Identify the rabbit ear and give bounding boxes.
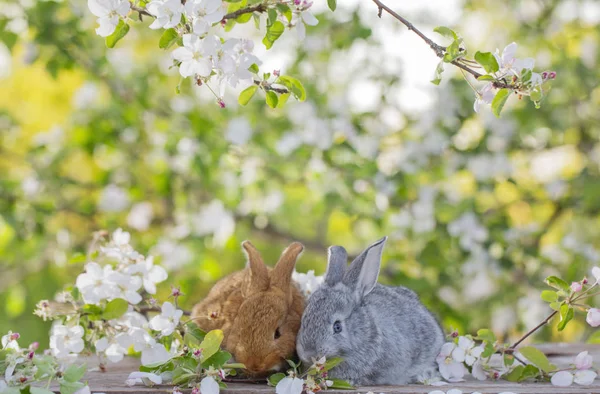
[343,237,387,298]
[325,246,347,285]
[271,242,304,291]
[241,240,269,296]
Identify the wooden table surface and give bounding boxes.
[50,344,600,394]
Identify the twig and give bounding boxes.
[223,3,268,20]
[138,306,191,316]
[131,5,152,18]
[371,0,514,89]
[507,310,558,351]
[253,80,290,94]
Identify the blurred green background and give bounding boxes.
[0,0,599,349]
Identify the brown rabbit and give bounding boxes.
[191,240,305,375]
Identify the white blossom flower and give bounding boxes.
[276,377,304,394]
[87,0,130,37]
[95,335,132,363]
[1,331,20,351]
[471,360,487,381]
[76,262,118,304]
[575,351,593,370]
[216,39,260,90]
[587,308,600,327]
[292,270,323,298]
[98,184,129,212]
[124,256,168,294]
[147,0,183,30]
[149,302,183,336]
[294,2,318,40]
[74,386,91,394]
[108,270,143,304]
[436,342,467,382]
[125,371,163,386]
[493,42,535,76]
[4,351,24,381]
[172,34,217,78]
[200,376,220,394]
[474,83,495,113]
[127,202,154,231]
[574,370,597,385]
[0,380,7,392]
[139,338,171,366]
[451,337,484,366]
[592,266,600,282]
[185,0,226,36]
[49,324,85,359]
[551,371,574,387]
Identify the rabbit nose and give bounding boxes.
[297,343,315,362]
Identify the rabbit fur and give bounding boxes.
[296,237,444,385]
[191,240,305,376]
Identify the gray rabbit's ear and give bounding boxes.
[325,246,347,285]
[343,237,387,298]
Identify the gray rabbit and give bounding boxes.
[296,237,444,385]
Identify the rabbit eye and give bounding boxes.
[274,328,281,339]
[333,320,342,334]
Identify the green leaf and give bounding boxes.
[481,342,495,358]
[540,290,558,303]
[328,379,354,389]
[474,51,499,73]
[268,372,286,386]
[262,21,285,49]
[504,353,515,367]
[491,88,510,117]
[223,362,246,369]
[519,364,541,381]
[63,363,87,382]
[477,75,495,81]
[185,321,206,343]
[105,20,130,48]
[68,253,87,264]
[327,0,337,11]
[238,85,258,106]
[200,329,224,361]
[266,91,278,108]
[545,276,571,292]
[248,63,260,74]
[476,328,496,343]
[518,346,554,373]
[82,304,103,316]
[549,301,561,311]
[276,4,292,22]
[324,356,344,370]
[433,26,457,40]
[102,298,129,320]
[443,39,462,63]
[277,76,306,101]
[276,92,290,108]
[557,304,574,331]
[202,350,232,368]
[59,381,85,394]
[159,28,179,49]
[267,8,277,28]
[431,61,444,85]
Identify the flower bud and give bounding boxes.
[10,332,20,341]
[28,351,35,360]
[193,349,203,358]
[450,330,459,338]
[549,71,557,79]
[273,69,280,77]
[171,285,182,298]
[217,99,226,108]
[191,387,200,394]
[583,277,589,285]
[571,282,583,292]
[29,342,39,351]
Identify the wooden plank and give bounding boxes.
[46,344,600,394]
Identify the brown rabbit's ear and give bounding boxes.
[271,242,304,292]
[241,240,269,297]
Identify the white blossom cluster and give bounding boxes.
[40,229,186,366]
[474,42,556,113]
[292,270,324,298]
[86,0,319,102]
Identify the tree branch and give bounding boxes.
[372,0,515,89]
[223,3,268,20]
[507,310,558,351]
[253,80,290,94]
